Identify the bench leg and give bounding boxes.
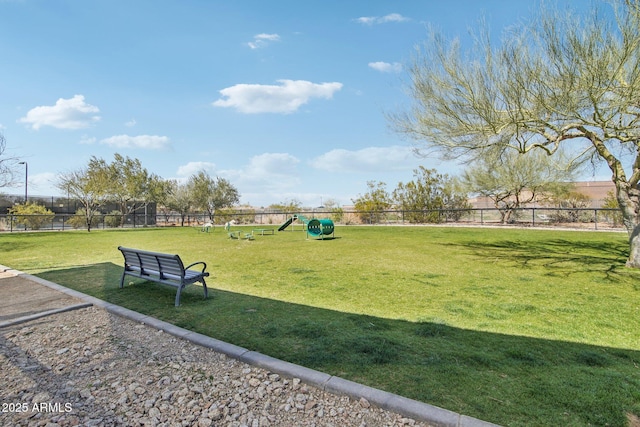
[175,285,183,307]
[119,272,126,288]
[201,278,208,299]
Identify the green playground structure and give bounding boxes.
[306,218,335,239]
[277,217,293,231]
[277,214,335,239]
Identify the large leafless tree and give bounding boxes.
[0,132,21,189]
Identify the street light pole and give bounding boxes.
[18,161,27,203]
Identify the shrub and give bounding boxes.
[353,181,392,224]
[550,191,592,223]
[8,202,55,230]
[601,190,623,227]
[104,210,122,228]
[330,207,344,223]
[67,209,102,229]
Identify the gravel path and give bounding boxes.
[1,306,432,427]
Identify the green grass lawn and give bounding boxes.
[1,225,639,426]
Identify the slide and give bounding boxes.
[277,217,294,231]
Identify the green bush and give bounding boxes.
[602,190,623,227]
[8,202,55,230]
[67,209,102,229]
[104,210,122,228]
[330,207,344,223]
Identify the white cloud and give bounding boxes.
[368,61,403,73]
[29,172,57,193]
[125,119,137,127]
[79,135,97,145]
[220,153,300,190]
[248,152,299,174]
[355,13,409,25]
[222,153,301,191]
[173,153,301,205]
[176,161,216,177]
[8,171,57,196]
[312,146,416,173]
[247,33,281,49]
[100,134,171,150]
[380,13,409,23]
[213,79,343,114]
[355,16,376,25]
[18,95,100,130]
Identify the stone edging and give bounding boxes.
[6,266,501,427]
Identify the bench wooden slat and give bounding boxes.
[117,246,210,306]
[158,256,185,279]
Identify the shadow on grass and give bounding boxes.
[37,262,640,427]
[451,237,636,280]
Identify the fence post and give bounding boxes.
[594,209,598,231]
[532,208,536,227]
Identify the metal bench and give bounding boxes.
[117,246,210,306]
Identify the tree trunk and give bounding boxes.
[618,181,640,267]
[613,176,640,268]
[500,209,512,224]
[627,225,640,268]
[588,130,640,268]
[84,206,92,232]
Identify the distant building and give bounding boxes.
[572,181,615,207]
[468,181,616,209]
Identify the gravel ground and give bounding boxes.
[1,306,433,427]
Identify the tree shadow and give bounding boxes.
[35,262,640,427]
[445,237,637,282]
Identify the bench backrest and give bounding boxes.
[118,246,186,279]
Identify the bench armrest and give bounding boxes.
[184,261,207,272]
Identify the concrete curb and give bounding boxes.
[0,302,93,329]
[8,267,501,427]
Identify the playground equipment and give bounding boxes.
[278,214,303,231]
[306,218,335,239]
[224,221,254,240]
[277,216,295,231]
[278,214,335,239]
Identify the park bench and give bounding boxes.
[117,246,210,306]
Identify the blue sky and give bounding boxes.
[1,0,597,207]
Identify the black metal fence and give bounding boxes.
[0,207,625,232]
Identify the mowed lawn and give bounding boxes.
[1,225,639,426]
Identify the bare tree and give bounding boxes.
[0,132,21,188]
[393,0,640,267]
